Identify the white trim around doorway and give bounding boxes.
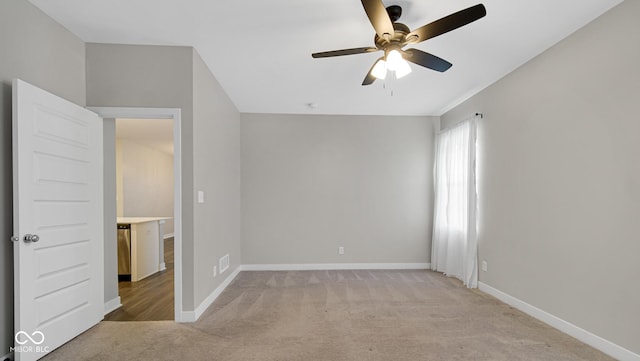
[89,107,185,322]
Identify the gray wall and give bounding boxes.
[0,0,86,354]
[86,43,197,309]
[241,114,436,265]
[86,44,242,312]
[192,51,242,307]
[116,139,174,236]
[103,119,118,307]
[441,1,640,354]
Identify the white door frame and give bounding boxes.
[89,107,184,322]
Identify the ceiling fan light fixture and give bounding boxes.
[385,49,412,79]
[311,2,486,85]
[371,59,387,79]
[394,58,412,79]
[385,49,404,71]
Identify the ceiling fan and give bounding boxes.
[312,1,486,85]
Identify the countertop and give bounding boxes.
[117,217,172,225]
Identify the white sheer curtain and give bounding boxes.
[431,118,478,288]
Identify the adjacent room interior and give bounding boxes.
[1,0,639,360]
[107,118,175,321]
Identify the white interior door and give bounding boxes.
[12,79,104,361]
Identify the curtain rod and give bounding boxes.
[438,112,483,134]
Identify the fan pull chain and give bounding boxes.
[382,81,394,97]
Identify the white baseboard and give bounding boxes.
[163,233,174,240]
[479,282,640,361]
[181,266,242,322]
[1,351,14,361]
[239,263,431,271]
[104,296,122,316]
[159,262,167,271]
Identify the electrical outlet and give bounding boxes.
[213,266,217,277]
[481,260,488,272]
[338,246,344,255]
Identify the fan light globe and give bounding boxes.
[394,59,412,78]
[370,54,412,80]
[371,59,387,79]
[386,50,403,71]
[385,49,412,79]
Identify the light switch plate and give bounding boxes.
[197,191,205,203]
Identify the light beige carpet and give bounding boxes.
[43,270,614,360]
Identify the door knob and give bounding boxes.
[23,234,40,243]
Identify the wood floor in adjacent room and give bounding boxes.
[45,268,613,361]
[104,238,174,321]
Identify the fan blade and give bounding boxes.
[361,0,395,40]
[362,57,383,86]
[312,47,378,58]
[406,4,486,44]
[404,49,452,72]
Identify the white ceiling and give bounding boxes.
[116,118,174,155]
[30,0,621,116]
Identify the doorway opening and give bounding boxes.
[90,107,184,322]
[107,117,175,321]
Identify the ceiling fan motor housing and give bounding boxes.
[374,21,411,49]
